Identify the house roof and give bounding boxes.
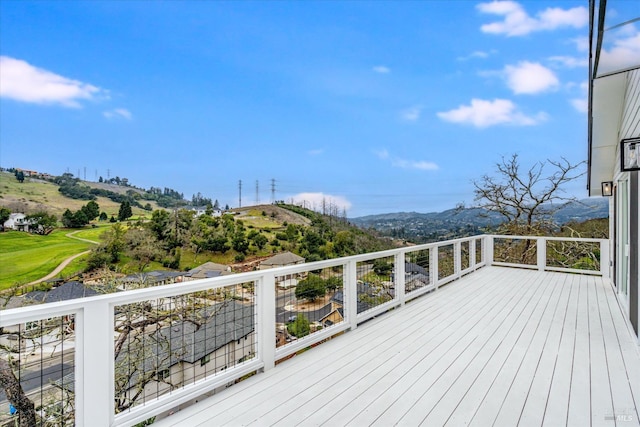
[120,270,183,284]
[187,262,231,278]
[260,251,305,267]
[24,281,100,304]
[405,262,429,276]
[116,300,254,390]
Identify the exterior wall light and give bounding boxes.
[601,181,613,196]
[621,137,640,171]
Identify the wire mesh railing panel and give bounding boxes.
[461,241,470,271]
[546,240,601,271]
[493,237,537,266]
[113,282,257,415]
[404,249,431,294]
[356,256,395,314]
[476,238,483,264]
[275,266,344,348]
[438,244,455,280]
[0,315,76,426]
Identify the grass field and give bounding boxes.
[0,230,93,289]
[0,171,158,218]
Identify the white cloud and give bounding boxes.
[308,148,324,156]
[374,149,390,160]
[0,56,104,107]
[572,36,589,52]
[570,80,588,113]
[437,98,547,128]
[103,108,132,120]
[548,55,588,68]
[375,149,438,171]
[401,105,422,122]
[571,98,588,113]
[372,65,390,74]
[503,61,559,94]
[477,1,588,37]
[599,31,640,74]
[457,50,496,61]
[289,192,352,212]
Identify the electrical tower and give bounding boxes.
[238,180,242,208]
[271,179,276,203]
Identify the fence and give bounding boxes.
[0,234,608,426]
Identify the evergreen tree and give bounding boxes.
[118,201,133,221]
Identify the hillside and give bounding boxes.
[232,204,311,227]
[351,198,609,243]
[0,171,158,217]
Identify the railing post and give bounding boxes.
[77,300,113,426]
[259,272,276,371]
[454,242,461,278]
[600,239,610,278]
[396,252,406,306]
[346,259,358,331]
[537,238,546,271]
[431,246,439,289]
[470,239,476,270]
[485,235,494,266]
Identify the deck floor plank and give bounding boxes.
[414,270,558,426]
[512,273,572,427]
[365,268,546,427]
[154,267,640,427]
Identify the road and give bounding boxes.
[25,230,98,286]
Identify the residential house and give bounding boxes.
[185,262,232,281]
[259,251,305,269]
[115,300,255,411]
[588,3,639,342]
[3,213,32,232]
[0,282,99,353]
[118,270,185,289]
[259,251,305,289]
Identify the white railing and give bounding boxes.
[0,234,608,426]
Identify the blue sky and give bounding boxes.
[1,1,638,217]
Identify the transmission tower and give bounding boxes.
[271,179,276,203]
[238,180,242,208]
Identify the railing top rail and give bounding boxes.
[488,234,607,243]
[0,235,490,324]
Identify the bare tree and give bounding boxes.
[474,154,584,234]
[474,154,584,262]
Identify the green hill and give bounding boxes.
[0,171,157,218]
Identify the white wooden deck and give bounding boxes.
[156,267,640,427]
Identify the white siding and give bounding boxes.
[620,69,640,141]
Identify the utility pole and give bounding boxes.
[271,179,276,204]
[84,166,87,181]
[238,180,242,208]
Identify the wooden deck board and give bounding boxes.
[155,267,640,427]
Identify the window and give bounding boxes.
[157,368,170,380]
[200,354,210,367]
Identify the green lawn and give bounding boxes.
[0,230,92,289]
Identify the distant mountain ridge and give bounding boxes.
[350,199,609,242]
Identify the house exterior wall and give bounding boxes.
[608,68,640,339]
[120,332,255,409]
